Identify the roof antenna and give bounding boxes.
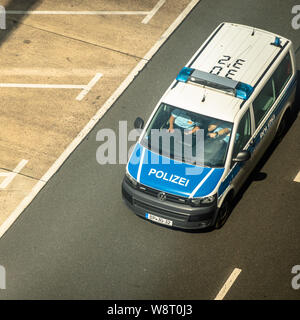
[202,88,206,102]
[251,28,255,36]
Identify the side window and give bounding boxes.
[232,109,251,161]
[252,77,276,126]
[273,52,292,98]
[252,52,292,127]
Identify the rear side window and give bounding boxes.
[252,52,293,127]
[273,52,293,98]
[252,77,276,126]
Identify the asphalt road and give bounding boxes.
[0,0,300,300]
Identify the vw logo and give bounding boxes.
[157,192,167,201]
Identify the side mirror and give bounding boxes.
[232,150,251,163]
[134,117,144,129]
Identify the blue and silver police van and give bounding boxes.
[122,22,298,230]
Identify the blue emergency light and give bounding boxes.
[272,36,282,48]
[235,82,254,100]
[176,67,195,82]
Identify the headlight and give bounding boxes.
[125,171,138,187]
[190,194,216,206]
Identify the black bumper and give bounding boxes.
[122,177,218,230]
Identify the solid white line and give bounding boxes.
[214,268,242,300]
[142,0,166,24]
[0,83,85,89]
[0,73,103,100]
[0,159,29,189]
[76,73,103,101]
[0,0,200,238]
[6,10,149,15]
[294,171,300,182]
[189,168,214,198]
[0,68,99,77]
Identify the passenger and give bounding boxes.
[167,109,200,135]
[207,122,231,143]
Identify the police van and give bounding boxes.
[122,22,298,230]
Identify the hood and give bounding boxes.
[127,143,224,198]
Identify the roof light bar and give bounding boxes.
[176,67,254,100]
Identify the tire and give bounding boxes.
[215,198,232,229]
[275,110,290,142]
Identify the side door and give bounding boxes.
[228,108,254,193]
[250,52,293,162]
[251,76,277,162]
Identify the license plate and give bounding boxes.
[145,213,173,226]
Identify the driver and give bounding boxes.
[207,122,231,143]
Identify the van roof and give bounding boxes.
[163,22,291,122]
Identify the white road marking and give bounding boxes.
[214,268,242,300]
[7,10,149,15]
[0,72,102,101]
[142,0,166,24]
[0,83,85,89]
[0,68,100,76]
[0,0,200,238]
[294,171,300,182]
[6,0,166,24]
[0,159,28,189]
[76,73,102,101]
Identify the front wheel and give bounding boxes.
[215,198,232,229]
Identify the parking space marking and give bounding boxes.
[0,160,29,189]
[294,171,300,182]
[142,0,166,24]
[76,73,103,101]
[7,10,149,15]
[0,0,200,238]
[214,268,242,300]
[0,68,98,76]
[0,72,103,100]
[6,0,166,24]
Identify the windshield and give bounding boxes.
[140,103,233,167]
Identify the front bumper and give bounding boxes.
[122,177,218,230]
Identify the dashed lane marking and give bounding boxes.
[214,268,242,300]
[294,171,300,183]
